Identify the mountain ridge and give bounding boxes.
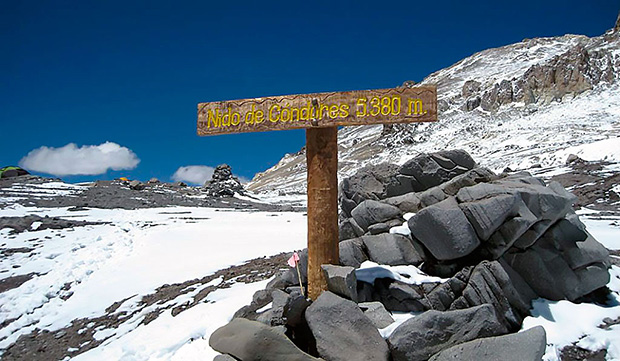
[247,24,619,195]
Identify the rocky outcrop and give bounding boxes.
[203,164,245,197]
[469,42,618,112]
[212,150,612,361]
[339,149,476,219]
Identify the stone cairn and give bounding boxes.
[204,164,246,197]
[210,150,611,361]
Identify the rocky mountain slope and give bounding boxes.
[247,22,620,195]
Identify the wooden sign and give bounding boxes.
[197,86,437,136]
[197,85,438,300]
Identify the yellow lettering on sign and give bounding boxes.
[255,109,264,123]
[206,109,221,128]
[300,101,311,121]
[407,99,425,115]
[340,104,350,118]
[281,106,291,122]
[269,104,280,122]
[245,105,256,124]
[329,105,339,119]
[318,104,329,120]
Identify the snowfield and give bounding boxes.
[0,203,307,359]
[1,194,620,360]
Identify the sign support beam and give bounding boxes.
[306,126,339,300]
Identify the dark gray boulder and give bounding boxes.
[368,222,391,235]
[209,318,321,361]
[374,279,429,312]
[321,265,358,302]
[213,354,238,361]
[361,233,424,266]
[459,194,520,241]
[306,291,389,361]
[448,261,531,330]
[339,218,365,241]
[429,326,547,361]
[435,149,477,170]
[383,192,422,213]
[129,180,145,190]
[503,215,610,301]
[339,163,400,206]
[385,174,417,197]
[440,167,496,196]
[339,238,368,268]
[398,151,475,192]
[256,289,290,326]
[351,200,402,231]
[359,302,395,329]
[417,186,449,208]
[408,197,480,261]
[387,304,506,361]
[399,154,448,190]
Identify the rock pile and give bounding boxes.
[210,150,611,361]
[203,164,246,197]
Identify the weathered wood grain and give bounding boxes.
[197,86,437,135]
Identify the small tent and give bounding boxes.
[0,166,29,179]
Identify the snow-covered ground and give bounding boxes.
[2,195,620,360]
[0,203,307,360]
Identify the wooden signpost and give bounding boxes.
[197,85,437,300]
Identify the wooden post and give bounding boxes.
[197,86,437,299]
[306,126,339,300]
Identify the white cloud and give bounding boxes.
[172,165,215,185]
[19,142,140,176]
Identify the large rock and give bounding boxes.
[503,216,610,301]
[429,326,546,361]
[361,233,424,266]
[209,318,320,361]
[256,289,290,326]
[372,278,429,312]
[306,291,389,361]
[351,200,402,231]
[459,194,520,241]
[322,265,358,302]
[440,167,496,196]
[387,304,506,361]
[359,302,395,329]
[339,218,364,241]
[204,164,245,197]
[339,163,400,207]
[383,192,422,213]
[398,151,475,192]
[448,261,531,331]
[408,197,480,261]
[339,238,368,268]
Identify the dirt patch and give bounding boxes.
[561,344,607,360]
[0,273,37,293]
[550,160,620,214]
[0,215,108,235]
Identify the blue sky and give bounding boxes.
[1,1,617,184]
